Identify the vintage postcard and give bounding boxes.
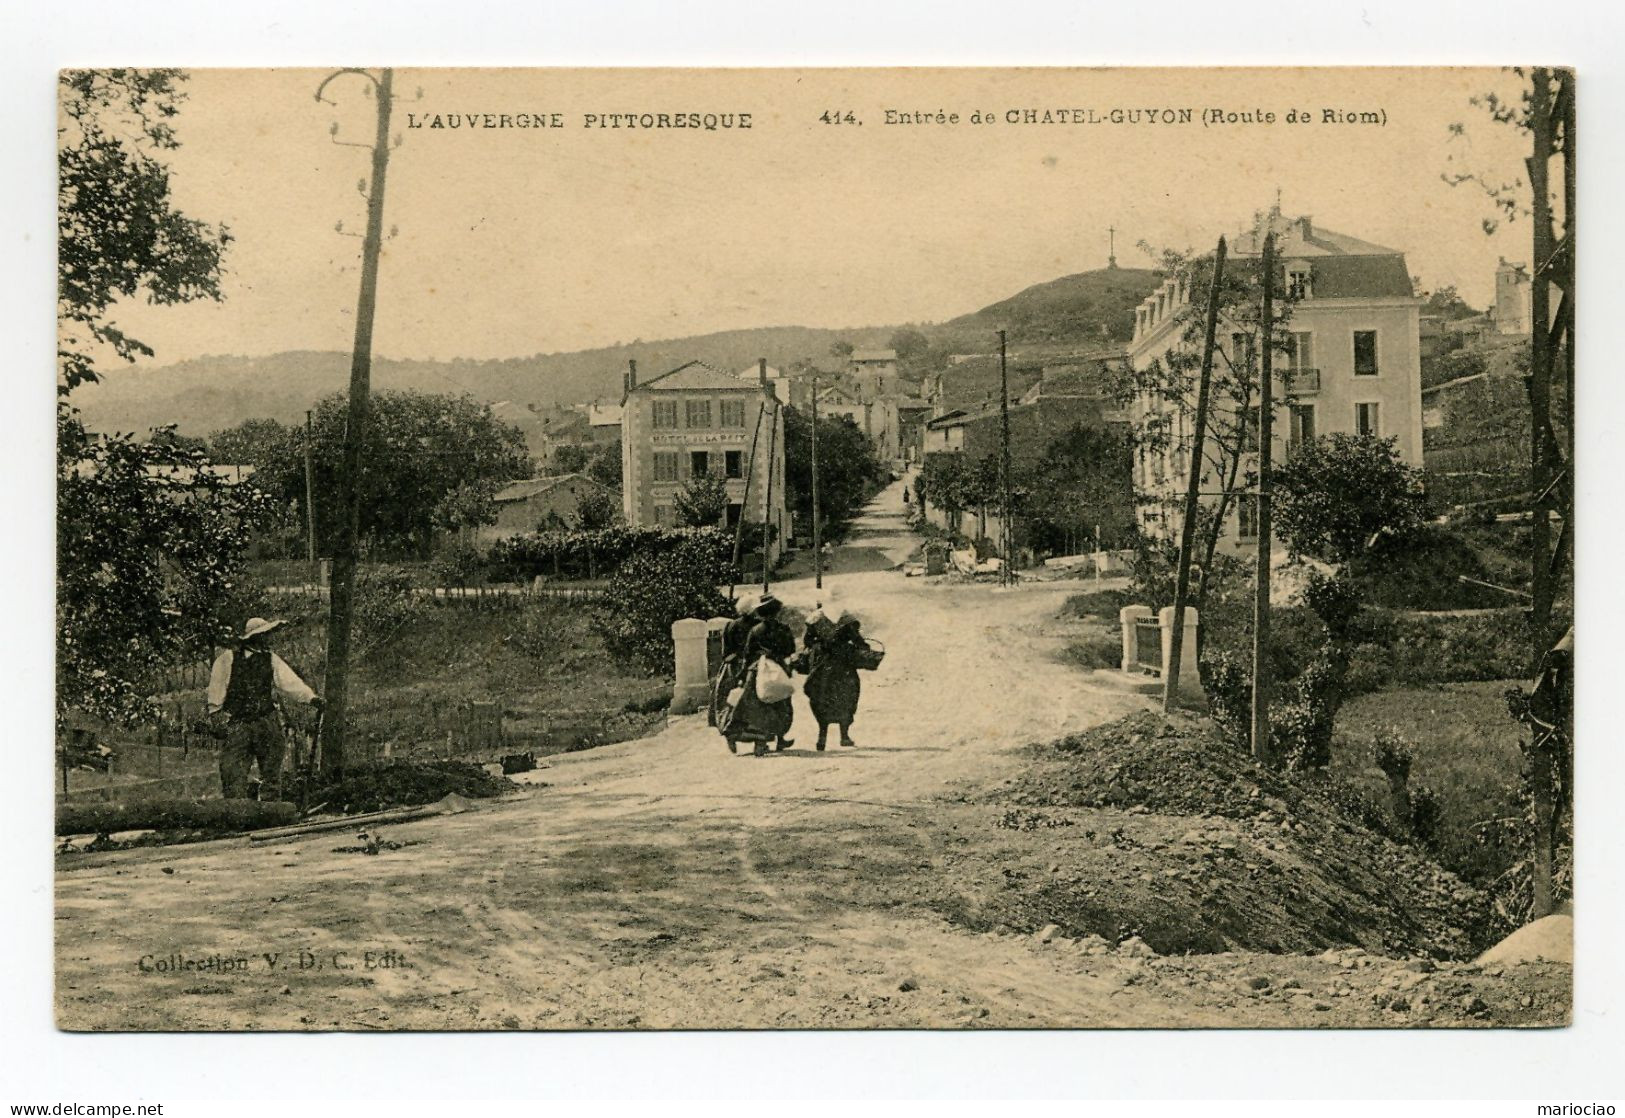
[55,66,1573,1031]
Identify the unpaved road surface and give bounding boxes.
[56,480,1569,1029]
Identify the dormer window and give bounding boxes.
[1287,266,1312,300]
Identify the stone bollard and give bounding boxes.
[670,618,711,714]
[1120,605,1153,673]
[1158,605,1201,698]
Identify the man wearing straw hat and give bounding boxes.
[206,617,322,800]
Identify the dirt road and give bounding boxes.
[55,479,1568,1029]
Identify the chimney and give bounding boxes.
[758,357,768,386]
[1297,215,1313,240]
[625,359,637,394]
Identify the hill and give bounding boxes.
[70,268,1164,438]
[932,266,1161,354]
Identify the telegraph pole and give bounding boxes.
[317,67,395,777]
[303,409,318,583]
[1164,237,1227,712]
[811,373,823,591]
[762,400,779,596]
[1250,232,1276,764]
[998,329,1014,587]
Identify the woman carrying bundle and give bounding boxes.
[802,610,867,750]
[719,594,796,757]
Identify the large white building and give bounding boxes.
[1128,211,1424,555]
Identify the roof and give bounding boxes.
[636,360,761,392]
[586,402,622,426]
[736,364,784,381]
[925,409,968,429]
[1231,212,1401,258]
[493,473,607,503]
[1230,212,1413,299]
[850,349,898,363]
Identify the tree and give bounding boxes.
[888,327,930,361]
[56,69,257,728]
[1419,282,1480,321]
[58,69,231,394]
[1023,424,1136,554]
[431,478,500,541]
[1107,242,1301,616]
[574,487,620,530]
[783,407,888,540]
[828,339,854,361]
[673,474,729,528]
[1271,433,1427,564]
[58,419,275,726]
[224,391,531,558]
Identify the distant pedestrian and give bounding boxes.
[206,617,321,800]
[722,594,797,756]
[803,610,866,749]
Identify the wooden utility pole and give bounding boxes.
[1527,68,1554,643]
[318,67,395,777]
[998,329,1014,587]
[1164,237,1227,712]
[811,373,823,591]
[1249,232,1276,764]
[303,409,318,581]
[762,399,779,596]
[731,395,767,580]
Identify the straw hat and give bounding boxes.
[240,617,286,641]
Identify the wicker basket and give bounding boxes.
[853,639,886,671]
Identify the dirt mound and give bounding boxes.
[939,712,1494,960]
[1478,915,1572,966]
[305,761,511,816]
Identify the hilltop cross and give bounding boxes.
[1107,225,1118,269]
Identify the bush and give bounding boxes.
[1272,433,1427,563]
[431,540,486,587]
[503,600,576,664]
[1061,588,1131,621]
[1062,633,1123,670]
[57,798,298,837]
[354,564,428,643]
[1345,524,1508,611]
[487,525,731,583]
[596,535,737,673]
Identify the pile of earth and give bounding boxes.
[926,711,1495,960]
[300,760,512,816]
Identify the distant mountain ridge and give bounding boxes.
[71,268,1164,437]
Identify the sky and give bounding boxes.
[104,67,1532,365]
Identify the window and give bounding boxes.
[1241,411,1260,453]
[1230,331,1254,371]
[1289,331,1314,372]
[1288,404,1316,456]
[1288,268,1312,300]
[1236,494,1259,540]
[685,399,712,428]
[1353,330,1379,376]
[653,504,675,528]
[724,450,744,479]
[652,400,678,429]
[720,399,746,428]
[725,502,744,528]
[1355,402,1380,438]
[653,452,679,482]
[690,451,711,478]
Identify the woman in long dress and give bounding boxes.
[711,594,757,750]
[721,594,797,757]
[803,611,865,750]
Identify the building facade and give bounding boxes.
[1128,212,1424,555]
[480,473,615,543]
[620,359,788,561]
[1494,257,1533,335]
[848,348,900,399]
